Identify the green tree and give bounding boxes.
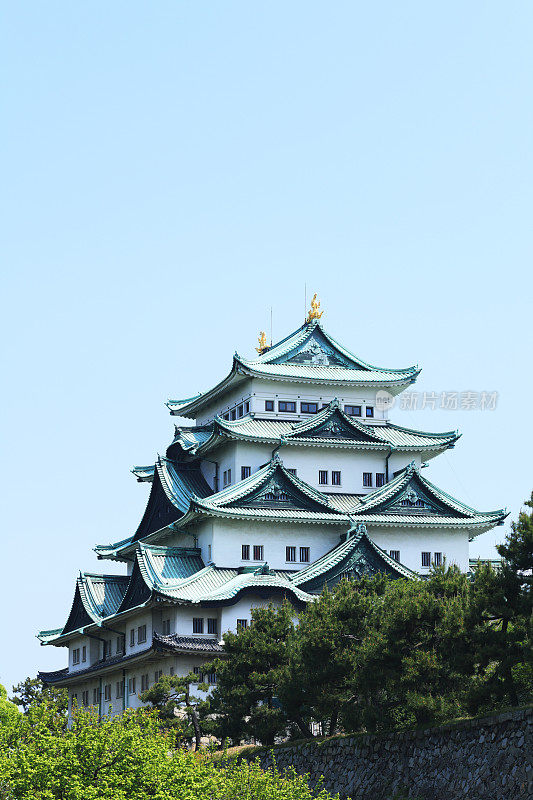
[11,676,67,715]
[468,492,533,710]
[0,701,336,800]
[281,575,387,736]
[0,684,18,726]
[139,673,208,750]
[206,602,297,745]
[350,566,472,732]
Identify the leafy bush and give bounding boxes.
[0,702,339,800]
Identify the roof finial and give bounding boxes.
[306,293,323,323]
[256,331,267,354]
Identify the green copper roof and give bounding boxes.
[348,462,507,534]
[167,321,419,418]
[183,399,459,454]
[177,454,349,526]
[291,523,417,592]
[131,465,155,482]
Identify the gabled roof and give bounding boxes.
[348,462,508,535]
[167,320,420,418]
[39,573,130,642]
[165,401,459,459]
[178,454,349,526]
[127,457,213,546]
[291,523,417,592]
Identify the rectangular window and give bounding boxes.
[208,544,212,561]
[207,618,218,635]
[376,473,385,487]
[137,625,147,644]
[206,672,217,685]
[278,401,296,412]
[244,401,250,414]
[82,645,87,663]
[104,684,111,702]
[241,466,251,480]
[286,468,297,476]
[286,546,297,562]
[363,472,373,487]
[230,409,237,420]
[421,551,431,567]
[390,550,400,563]
[103,640,111,659]
[332,470,341,486]
[128,677,136,695]
[344,405,361,417]
[116,681,124,698]
[93,688,100,704]
[253,545,264,560]
[300,546,310,563]
[237,404,244,418]
[241,544,250,560]
[193,617,204,634]
[223,413,229,420]
[155,669,163,682]
[82,690,89,706]
[236,619,248,631]
[227,468,231,485]
[162,619,171,635]
[434,552,443,567]
[265,400,274,411]
[141,674,149,692]
[366,406,374,418]
[193,666,203,682]
[300,402,318,414]
[116,636,124,655]
[130,629,135,647]
[72,648,80,665]
[319,470,328,485]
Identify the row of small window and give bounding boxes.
[387,550,443,567]
[241,544,310,563]
[222,400,250,421]
[192,617,219,634]
[363,472,386,488]
[264,400,374,417]
[193,666,217,683]
[77,670,176,706]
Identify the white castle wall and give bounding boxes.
[368,526,470,573]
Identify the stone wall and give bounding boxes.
[239,706,532,799]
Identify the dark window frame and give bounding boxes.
[319,470,328,485]
[421,551,431,567]
[390,550,401,563]
[265,400,274,412]
[253,544,264,561]
[344,404,362,417]
[332,470,341,486]
[192,617,204,634]
[207,618,218,635]
[300,546,310,563]
[376,472,386,487]
[286,546,297,562]
[278,400,296,412]
[242,544,250,560]
[241,466,251,480]
[300,401,318,414]
[366,406,374,418]
[363,472,373,487]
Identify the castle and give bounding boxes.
[39,302,506,720]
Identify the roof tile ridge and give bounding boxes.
[386,421,461,439]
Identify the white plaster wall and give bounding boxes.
[368,526,470,573]
[200,442,422,498]
[221,594,284,634]
[194,377,393,426]
[200,517,345,570]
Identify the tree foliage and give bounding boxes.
[11,676,67,716]
[0,701,336,800]
[139,673,209,750]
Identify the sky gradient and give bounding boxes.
[1,2,532,693]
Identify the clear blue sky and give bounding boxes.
[1,2,532,693]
